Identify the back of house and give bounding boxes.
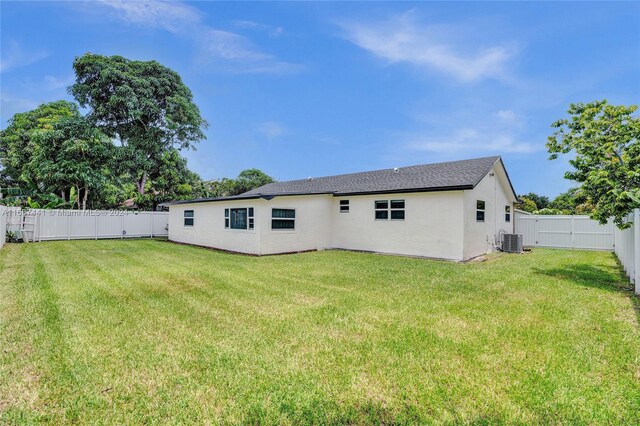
[168,156,517,261]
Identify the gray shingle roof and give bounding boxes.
[244,156,501,197]
[172,156,509,205]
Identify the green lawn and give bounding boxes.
[1,240,639,424]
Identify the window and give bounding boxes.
[184,210,194,227]
[390,200,405,220]
[375,200,388,220]
[375,199,405,221]
[505,205,511,223]
[272,208,295,230]
[340,200,349,213]
[476,200,485,222]
[226,208,254,230]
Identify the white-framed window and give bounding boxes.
[340,200,349,213]
[375,199,405,221]
[476,200,485,222]
[184,210,194,227]
[505,205,511,223]
[225,207,254,230]
[272,208,295,230]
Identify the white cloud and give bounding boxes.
[258,121,288,139]
[496,109,517,122]
[200,29,271,62]
[402,108,537,155]
[338,12,515,82]
[93,0,300,74]
[0,40,49,73]
[43,75,75,91]
[406,129,536,154]
[95,0,200,33]
[195,29,301,74]
[233,20,285,38]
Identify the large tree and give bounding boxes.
[231,168,275,195]
[547,100,639,228]
[516,196,538,213]
[203,169,275,197]
[135,148,209,210]
[69,53,207,196]
[27,115,115,209]
[549,188,594,215]
[0,100,78,185]
[0,101,113,208]
[518,192,549,210]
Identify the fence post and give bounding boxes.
[121,213,125,239]
[67,211,71,241]
[570,216,575,248]
[95,211,98,240]
[634,209,639,294]
[151,212,154,239]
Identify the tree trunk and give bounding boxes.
[136,171,147,195]
[82,188,89,211]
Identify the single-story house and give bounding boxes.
[168,156,517,261]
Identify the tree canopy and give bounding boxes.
[1,54,274,211]
[0,100,79,185]
[231,168,275,195]
[0,101,113,209]
[134,148,209,210]
[516,197,538,213]
[203,169,276,198]
[27,115,115,210]
[547,100,639,228]
[548,188,594,215]
[70,53,208,196]
[519,192,549,210]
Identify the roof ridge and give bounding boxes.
[254,155,501,187]
[172,155,511,205]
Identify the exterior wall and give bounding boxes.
[168,195,334,255]
[463,164,516,259]
[168,163,516,262]
[331,191,465,260]
[259,195,333,255]
[169,201,262,254]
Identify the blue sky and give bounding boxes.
[1,1,638,197]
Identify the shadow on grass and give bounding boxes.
[533,263,624,292]
[533,254,640,325]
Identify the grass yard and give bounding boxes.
[1,240,639,424]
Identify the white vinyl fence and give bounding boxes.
[2,209,168,243]
[0,206,6,249]
[613,209,639,292]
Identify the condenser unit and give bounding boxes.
[502,234,523,253]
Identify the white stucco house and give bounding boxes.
[168,156,518,261]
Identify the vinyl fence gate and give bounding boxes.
[515,215,614,251]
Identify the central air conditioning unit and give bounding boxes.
[502,233,523,253]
